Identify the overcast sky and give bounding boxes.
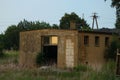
[0,0,116,33]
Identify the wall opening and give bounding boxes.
[105,37,109,47]
[84,35,89,46]
[95,36,100,46]
[41,36,58,66]
[43,45,57,65]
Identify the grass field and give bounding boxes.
[0,51,120,80]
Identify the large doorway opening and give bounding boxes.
[41,36,58,66]
[43,45,57,65]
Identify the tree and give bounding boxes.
[51,24,59,29]
[4,20,52,50]
[4,25,21,50]
[104,35,120,61]
[111,0,120,29]
[0,34,4,56]
[17,19,31,31]
[17,19,51,31]
[60,12,90,30]
[105,0,120,28]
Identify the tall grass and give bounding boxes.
[82,61,120,80]
[0,50,18,64]
[0,51,120,80]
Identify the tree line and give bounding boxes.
[0,12,90,53]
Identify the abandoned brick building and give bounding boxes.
[19,22,115,70]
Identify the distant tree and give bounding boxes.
[4,25,20,50]
[17,19,51,30]
[105,0,120,28]
[0,34,4,56]
[51,24,59,29]
[4,20,52,50]
[17,19,31,31]
[29,21,51,30]
[60,12,90,30]
[37,21,51,29]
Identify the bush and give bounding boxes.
[36,52,46,66]
[104,35,120,61]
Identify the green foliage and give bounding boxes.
[115,18,120,29]
[104,41,117,60]
[60,12,90,30]
[0,50,18,64]
[0,34,4,57]
[81,61,119,80]
[104,35,120,61]
[36,52,46,65]
[4,25,20,50]
[105,0,120,28]
[74,64,89,72]
[112,0,120,29]
[111,0,120,8]
[81,26,92,31]
[2,17,89,50]
[110,0,120,29]
[0,53,120,80]
[0,45,4,57]
[51,24,59,29]
[3,19,55,50]
[17,19,51,31]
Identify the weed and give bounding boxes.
[0,51,120,80]
[36,52,46,66]
[74,64,90,72]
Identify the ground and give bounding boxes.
[0,51,119,80]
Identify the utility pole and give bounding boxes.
[91,13,99,29]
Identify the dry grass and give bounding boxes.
[0,51,119,80]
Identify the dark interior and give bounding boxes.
[43,45,57,65]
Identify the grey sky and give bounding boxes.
[0,0,115,33]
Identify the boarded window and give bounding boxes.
[105,37,109,47]
[95,36,99,46]
[50,36,58,45]
[84,36,89,46]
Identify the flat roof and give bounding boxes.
[78,30,114,35]
[20,29,118,35]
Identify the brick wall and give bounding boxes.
[19,29,78,68]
